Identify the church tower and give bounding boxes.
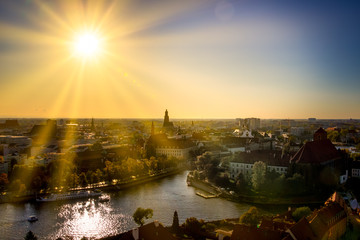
[163,109,170,127]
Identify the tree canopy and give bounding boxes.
[292,206,312,222]
[239,207,261,227]
[24,231,37,240]
[133,207,153,226]
[251,161,267,190]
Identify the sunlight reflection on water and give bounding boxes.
[52,199,132,239]
[1,172,273,240]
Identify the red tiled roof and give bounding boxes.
[308,203,346,239]
[290,139,341,164]
[230,224,284,240]
[101,221,177,240]
[287,217,316,240]
[138,221,177,240]
[260,218,295,231]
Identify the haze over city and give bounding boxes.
[1,0,359,119]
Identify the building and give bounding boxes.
[0,120,20,129]
[286,202,347,240]
[290,127,347,183]
[102,221,177,240]
[162,109,174,128]
[236,118,260,130]
[229,151,290,179]
[29,119,58,144]
[146,133,196,160]
[230,224,286,240]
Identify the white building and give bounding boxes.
[156,145,195,160]
[229,151,289,179]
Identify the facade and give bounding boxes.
[236,118,260,130]
[146,133,196,160]
[156,145,194,159]
[229,151,290,179]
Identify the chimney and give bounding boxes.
[132,228,139,240]
[154,220,159,227]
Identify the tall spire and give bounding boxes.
[151,121,155,135]
[91,118,95,131]
[163,109,170,127]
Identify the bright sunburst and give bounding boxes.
[73,32,101,59]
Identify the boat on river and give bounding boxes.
[98,195,110,202]
[27,216,38,222]
[36,190,102,202]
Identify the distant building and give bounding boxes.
[308,118,317,122]
[237,118,260,130]
[29,119,57,144]
[0,120,20,129]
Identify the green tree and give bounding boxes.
[292,206,312,222]
[69,173,79,188]
[183,217,205,237]
[327,130,340,142]
[24,231,37,240]
[239,207,261,227]
[251,161,267,190]
[132,207,153,226]
[95,169,103,182]
[172,210,179,231]
[79,172,88,187]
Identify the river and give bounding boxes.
[0,171,282,240]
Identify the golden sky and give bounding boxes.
[0,0,359,119]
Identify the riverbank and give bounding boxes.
[187,174,325,206]
[0,167,186,204]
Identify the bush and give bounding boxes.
[292,206,312,222]
[239,207,260,226]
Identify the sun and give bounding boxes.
[73,31,102,59]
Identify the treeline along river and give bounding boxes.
[0,171,285,240]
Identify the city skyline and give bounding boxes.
[1,0,360,119]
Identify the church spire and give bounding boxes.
[151,121,155,135]
[163,109,170,127]
[91,117,95,131]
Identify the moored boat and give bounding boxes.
[98,195,110,202]
[27,216,38,222]
[36,190,101,202]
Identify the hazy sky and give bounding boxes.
[0,0,359,119]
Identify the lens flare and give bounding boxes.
[73,32,101,58]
